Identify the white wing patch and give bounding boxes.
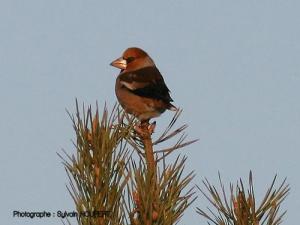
[120,81,136,90]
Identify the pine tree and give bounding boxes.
[59,100,289,225]
[59,101,196,225]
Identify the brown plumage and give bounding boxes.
[111,47,176,122]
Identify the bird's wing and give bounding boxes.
[119,67,173,102]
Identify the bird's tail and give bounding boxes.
[168,103,178,111]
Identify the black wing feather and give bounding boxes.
[119,67,173,102]
[131,80,173,102]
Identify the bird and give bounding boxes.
[110,47,176,124]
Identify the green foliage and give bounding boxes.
[59,102,132,225]
[122,109,197,225]
[124,156,196,225]
[60,101,290,225]
[196,172,290,225]
[60,102,196,225]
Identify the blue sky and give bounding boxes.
[0,1,299,224]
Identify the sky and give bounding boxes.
[0,1,299,224]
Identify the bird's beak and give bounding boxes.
[110,57,127,70]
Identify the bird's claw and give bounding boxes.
[134,121,156,136]
[148,121,156,134]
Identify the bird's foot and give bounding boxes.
[134,120,155,137]
[148,121,156,134]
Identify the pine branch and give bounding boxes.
[196,171,290,225]
[124,109,197,225]
[126,155,197,225]
[58,101,133,225]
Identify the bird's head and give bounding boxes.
[110,47,155,72]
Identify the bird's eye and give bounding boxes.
[125,57,135,63]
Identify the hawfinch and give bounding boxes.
[111,47,176,122]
